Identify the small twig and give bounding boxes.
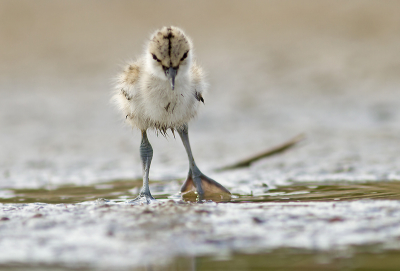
[215,133,305,172]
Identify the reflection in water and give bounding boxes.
[1,180,400,204]
[233,182,400,202]
[0,179,142,204]
[181,190,231,203]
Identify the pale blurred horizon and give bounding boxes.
[2,1,400,85]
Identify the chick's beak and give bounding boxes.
[165,67,177,90]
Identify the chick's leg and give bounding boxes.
[128,130,156,204]
[178,124,230,201]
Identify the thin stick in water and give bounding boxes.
[215,134,305,172]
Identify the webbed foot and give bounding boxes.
[181,170,231,202]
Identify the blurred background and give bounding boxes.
[1,0,400,191]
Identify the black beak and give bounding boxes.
[165,67,177,90]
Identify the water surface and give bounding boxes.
[2,180,400,204]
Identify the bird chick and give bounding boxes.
[113,26,230,203]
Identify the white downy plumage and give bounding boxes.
[113,26,206,134]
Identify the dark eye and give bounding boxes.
[152,54,161,62]
[180,51,188,61]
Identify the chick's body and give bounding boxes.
[114,26,206,133]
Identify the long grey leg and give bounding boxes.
[129,130,155,204]
[178,124,205,198]
[178,124,231,201]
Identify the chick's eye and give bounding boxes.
[152,54,161,62]
[180,51,188,61]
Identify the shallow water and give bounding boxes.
[2,180,400,204]
[2,180,400,270]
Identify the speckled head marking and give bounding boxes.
[149,26,191,68]
[147,26,192,89]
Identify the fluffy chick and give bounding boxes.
[113,26,230,203]
[113,26,205,134]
